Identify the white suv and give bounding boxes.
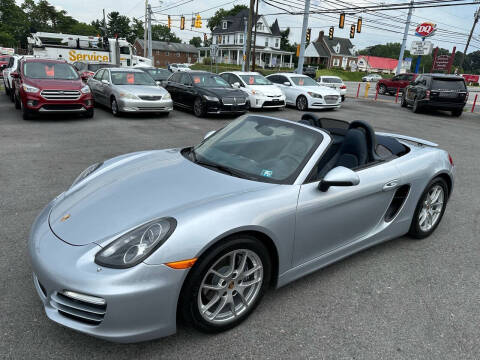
[220,71,286,109]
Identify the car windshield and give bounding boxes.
[322,77,342,84]
[111,71,156,86]
[191,115,322,183]
[87,63,115,72]
[432,79,466,91]
[24,62,79,80]
[177,64,187,68]
[290,76,318,86]
[145,68,171,80]
[240,74,272,85]
[192,74,230,88]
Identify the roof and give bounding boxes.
[321,36,356,56]
[269,73,308,77]
[107,67,145,72]
[223,71,263,75]
[23,58,68,63]
[135,39,198,53]
[359,55,398,71]
[313,42,330,57]
[212,9,281,36]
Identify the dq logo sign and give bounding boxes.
[415,22,436,38]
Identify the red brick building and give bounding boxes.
[134,39,198,67]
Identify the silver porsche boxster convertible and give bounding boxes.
[29,114,455,342]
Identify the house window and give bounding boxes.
[256,22,263,31]
[275,38,279,48]
[165,51,169,56]
[176,52,180,57]
[265,38,269,47]
[222,21,227,29]
[239,33,244,44]
[333,58,340,67]
[227,35,230,44]
[349,60,355,66]
[216,36,220,44]
[222,36,226,44]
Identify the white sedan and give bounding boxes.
[266,73,341,111]
[317,76,347,102]
[220,71,286,109]
[362,74,382,82]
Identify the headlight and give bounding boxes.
[95,217,177,268]
[251,90,264,96]
[80,85,91,94]
[119,92,139,100]
[163,92,171,100]
[307,92,323,98]
[23,84,39,93]
[203,95,219,101]
[71,162,103,188]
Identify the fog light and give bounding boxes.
[27,100,38,107]
[85,99,93,106]
[62,290,106,305]
[256,99,260,105]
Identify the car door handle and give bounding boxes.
[383,180,399,191]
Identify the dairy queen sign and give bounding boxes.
[415,22,436,38]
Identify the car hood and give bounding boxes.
[114,84,167,96]
[247,85,283,96]
[301,85,339,95]
[200,87,246,99]
[49,149,271,246]
[25,78,83,90]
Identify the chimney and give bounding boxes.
[319,31,324,41]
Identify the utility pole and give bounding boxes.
[296,0,311,74]
[147,3,153,61]
[251,0,259,71]
[245,0,255,71]
[396,0,413,75]
[458,8,479,68]
[144,0,148,57]
[242,17,247,71]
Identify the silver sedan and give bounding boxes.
[87,67,173,116]
[29,113,454,343]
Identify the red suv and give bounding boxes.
[377,73,418,96]
[12,58,94,119]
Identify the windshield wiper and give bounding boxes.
[189,148,254,180]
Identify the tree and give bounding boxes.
[189,36,202,48]
[151,24,181,43]
[207,5,248,31]
[130,17,144,43]
[107,11,131,39]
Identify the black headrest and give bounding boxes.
[300,113,322,128]
[336,128,368,169]
[348,120,381,162]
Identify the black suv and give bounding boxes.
[303,66,317,78]
[401,74,468,117]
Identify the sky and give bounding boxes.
[16,0,480,53]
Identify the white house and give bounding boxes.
[198,9,294,68]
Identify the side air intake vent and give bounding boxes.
[384,185,410,222]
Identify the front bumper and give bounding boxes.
[205,100,248,114]
[248,94,286,109]
[22,92,94,113]
[28,200,186,343]
[419,100,466,110]
[118,98,173,113]
[307,96,342,109]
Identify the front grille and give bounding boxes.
[263,100,285,107]
[50,292,106,326]
[41,104,84,110]
[137,106,167,111]
[41,90,81,100]
[222,97,246,105]
[324,95,339,104]
[138,95,163,101]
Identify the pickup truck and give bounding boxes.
[377,73,417,95]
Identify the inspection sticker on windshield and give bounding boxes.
[261,169,273,177]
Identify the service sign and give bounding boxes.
[410,41,433,55]
[415,22,436,38]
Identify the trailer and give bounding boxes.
[27,32,152,67]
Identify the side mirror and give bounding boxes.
[232,82,241,88]
[11,71,19,78]
[101,79,109,85]
[204,130,216,140]
[283,81,291,86]
[318,166,360,192]
[81,73,89,82]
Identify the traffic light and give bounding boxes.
[350,24,355,38]
[357,17,362,33]
[339,12,345,28]
[180,16,185,30]
[195,14,202,28]
[329,26,334,40]
[306,28,311,43]
[167,15,171,29]
[203,33,207,43]
[296,44,300,57]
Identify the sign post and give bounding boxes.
[412,22,436,74]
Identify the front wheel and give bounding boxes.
[180,235,271,333]
[84,108,94,118]
[451,108,463,117]
[111,98,121,117]
[14,93,21,110]
[296,95,308,111]
[409,178,448,239]
[378,84,387,95]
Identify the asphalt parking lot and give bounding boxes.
[1,94,479,359]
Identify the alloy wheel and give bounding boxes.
[111,99,118,115]
[418,185,444,232]
[197,249,263,324]
[378,84,386,94]
[297,96,307,111]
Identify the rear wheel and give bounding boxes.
[401,93,407,107]
[193,97,205,117]
[14,92,21,110]
[296,95,308,111]
[409,177,448,239]
[180,235,271,333]
[451,108,463,117]
[412,98,421,113]
[378,84,387,95]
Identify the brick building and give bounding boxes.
[134,39,198,67]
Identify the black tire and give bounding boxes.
[21,101,33,120]
[193,97,205,117]
[10,86,15,102]
[401,93,407,107]
[14,93,21,110]
[412,98,421,113]
[378,84,387,95]
[180,235,272,333]
[84,108,94,118]
[451,108,463,117]
[296,95,308,111]
[408,177,449,239]
[341,95,345,102]
[111,97,121,117]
